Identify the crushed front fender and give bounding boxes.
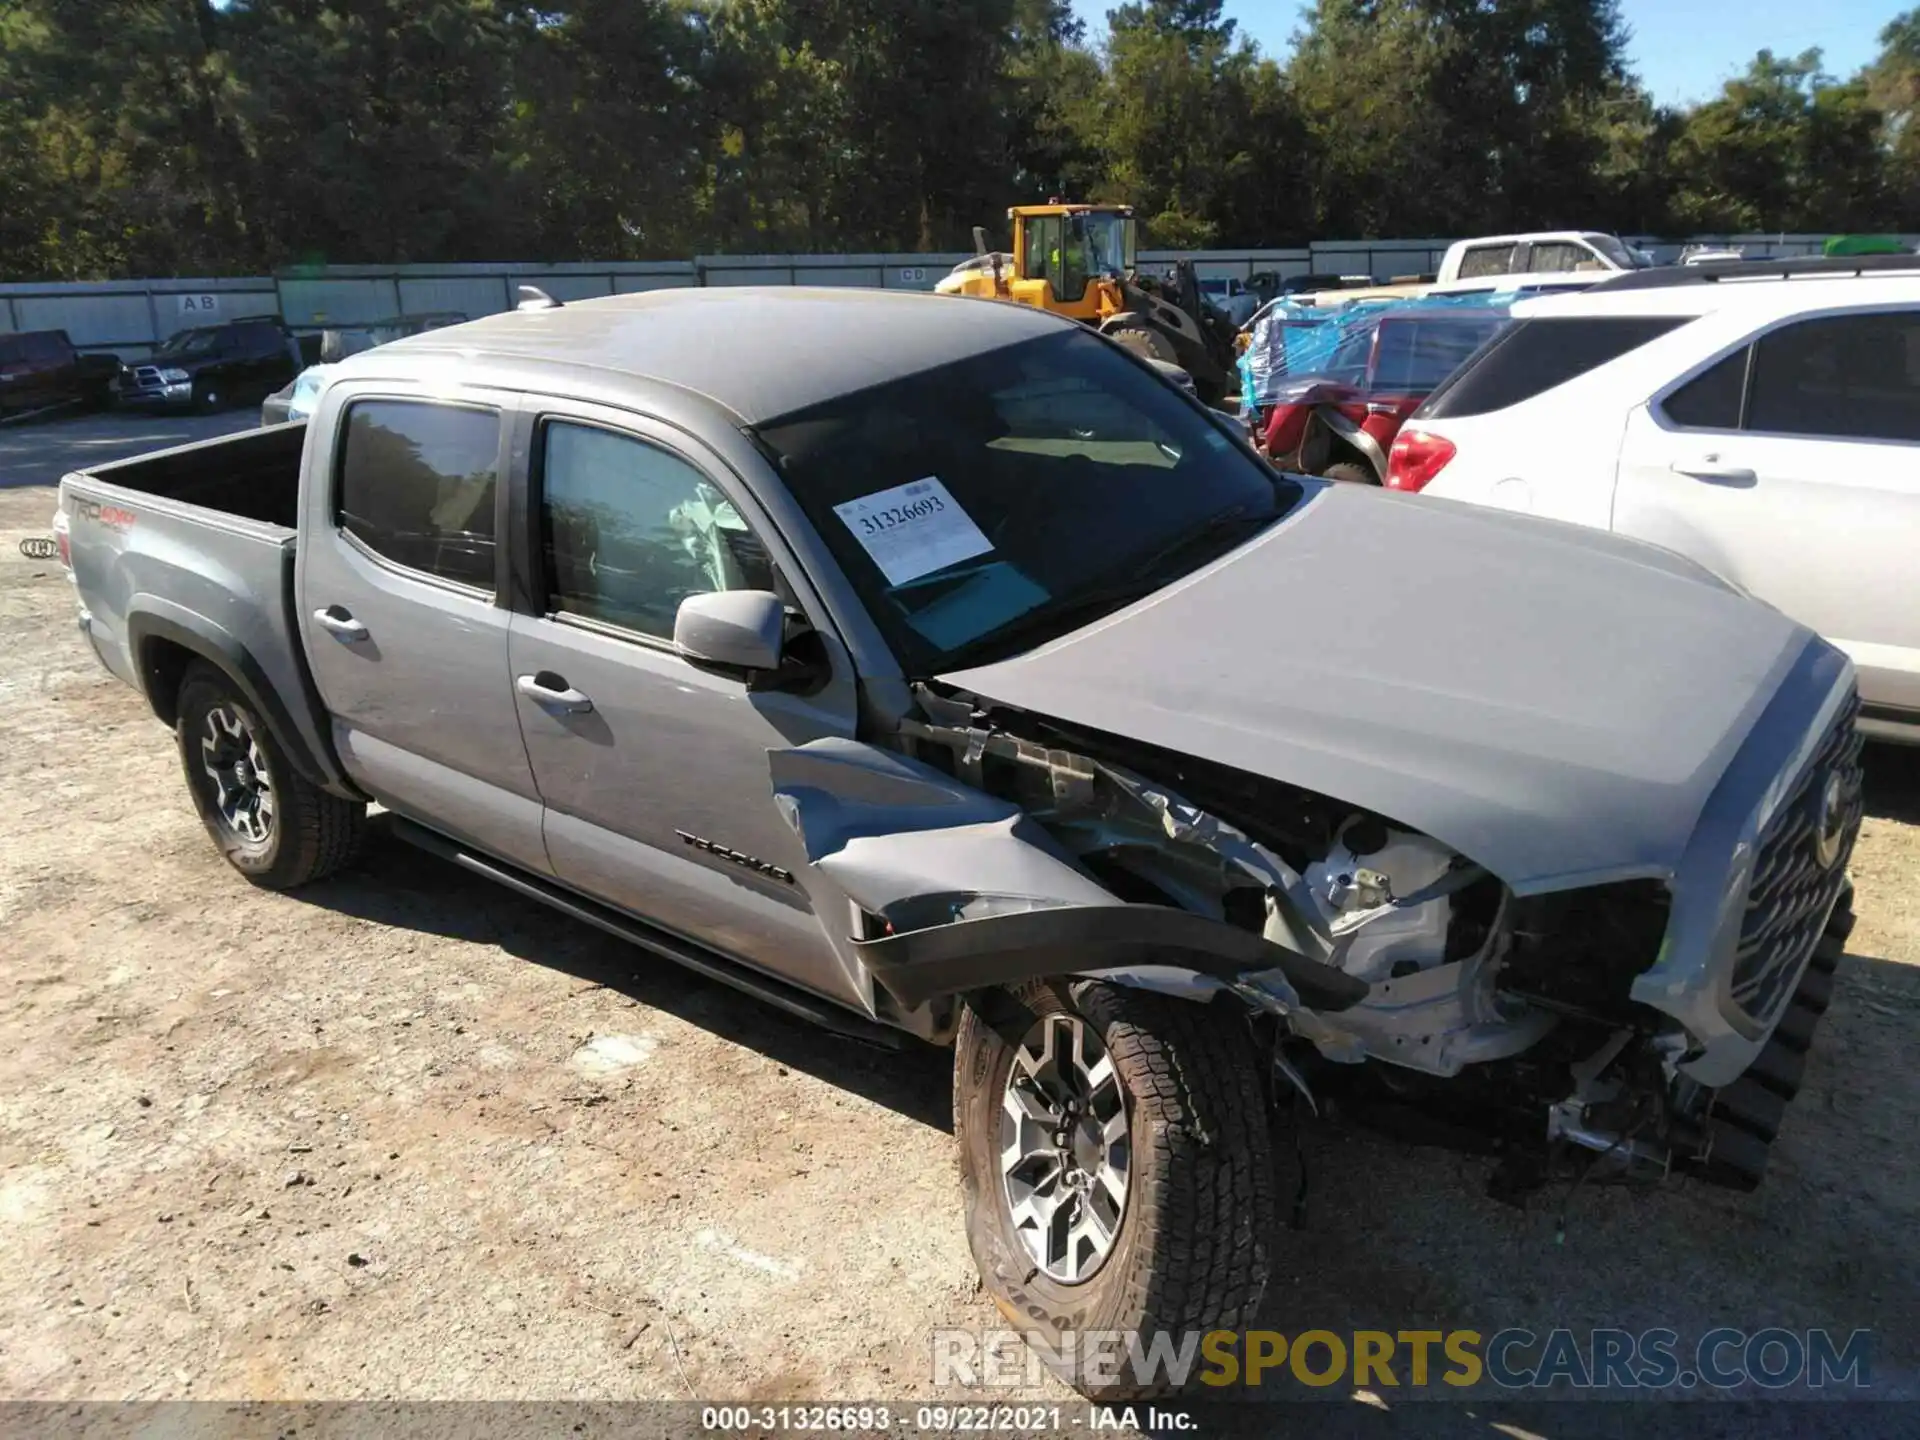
[770,737,1365,1014]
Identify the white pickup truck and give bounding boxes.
[1437,231,1647,285]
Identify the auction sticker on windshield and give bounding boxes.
[833,477,993,586]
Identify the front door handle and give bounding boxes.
[1671,455,1756,484]
[516,671,594,714]
[313,605,370,642]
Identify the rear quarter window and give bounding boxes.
[336,399,502,590]
[1418,315,1686,419]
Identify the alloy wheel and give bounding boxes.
[200,704,275,846]
[999,1010,1131,1283]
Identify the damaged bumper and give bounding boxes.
[850,897,1367,1011]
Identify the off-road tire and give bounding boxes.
[955,980,1276,1398]
[1104,321,1178,366]
[1321,460,1379,486]
[175,661,365,889]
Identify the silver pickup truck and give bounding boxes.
[57,288,1861,1395]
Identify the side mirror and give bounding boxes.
[674,590,786,674]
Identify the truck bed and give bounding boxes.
[60,420,341,790]
[80,422,306,529]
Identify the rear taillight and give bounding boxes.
[1385,428,1456,492]
[52,508,71,569]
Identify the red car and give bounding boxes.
[0,329,119,420]
[1252,307,1509,484]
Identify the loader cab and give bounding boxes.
[1008,205,1136,319]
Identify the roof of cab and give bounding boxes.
[353,286,1073,424]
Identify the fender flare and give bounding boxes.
[1314,408,1388,479]
[127,611,342,792]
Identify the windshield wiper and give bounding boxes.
[1124,503,1276,587]
[934,574,1170,672]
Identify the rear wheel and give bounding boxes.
[175,662,365,889]
[955,979,1276,1398]
[1321,459,1379,486]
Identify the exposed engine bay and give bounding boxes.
[770,680,1854,1198]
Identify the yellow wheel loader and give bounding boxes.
[935,203,1239,404]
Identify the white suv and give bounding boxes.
[1386,257,1920,743]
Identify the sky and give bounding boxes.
[1073,0,1910,105]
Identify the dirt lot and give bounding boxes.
[1,413,1916,1421]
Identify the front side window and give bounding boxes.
[1527,242,1590,274]
[757,328,1297,675]
[1457,245,1516,279]
[1023,216,1056,290]
[337,399,500,589]
[539,422,774,640]
[1745,312,1920,442]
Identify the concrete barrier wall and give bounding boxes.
[0,236,1903,358]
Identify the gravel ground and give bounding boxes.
[0,413,1915,1430]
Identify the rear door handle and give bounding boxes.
[313,605,370,642]
[1672,456,1756,484]
[516,671,594,714]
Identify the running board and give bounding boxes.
[388,816,911,1049]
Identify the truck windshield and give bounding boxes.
[155,328,221,357]
[756,328,1298,675]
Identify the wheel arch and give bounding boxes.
[129,612,336,791]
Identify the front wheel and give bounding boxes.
[1103,321,1178,365]
[175,661,366,889]
[954,980,1277,1398]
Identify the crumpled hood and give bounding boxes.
[941,482,1818,893]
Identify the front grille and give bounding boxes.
[1730,691,1863,1023]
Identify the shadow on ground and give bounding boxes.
[293,816,954,1132]
[288,792,1918,1428]
[1864,740,1920,824]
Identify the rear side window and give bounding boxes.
[24,331,68,362]
[1746,312,1920,442]
[0,335,22,363]
[337,399,500,590]
[1457,245,1516,279]
[1526,242,1591,274]
[1419,316,1686,419]
[1661,349,1749,430]
[1370,317,1508,393]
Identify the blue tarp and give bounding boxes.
[1238,291,1520,412]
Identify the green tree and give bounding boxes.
[228,0,528,265]
[1867,9,1920,226]
[1669,49,1888,231]
[1100,0,1307,247]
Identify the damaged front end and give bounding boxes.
[771,670,1863,1199]
[769,687,1579,1135]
